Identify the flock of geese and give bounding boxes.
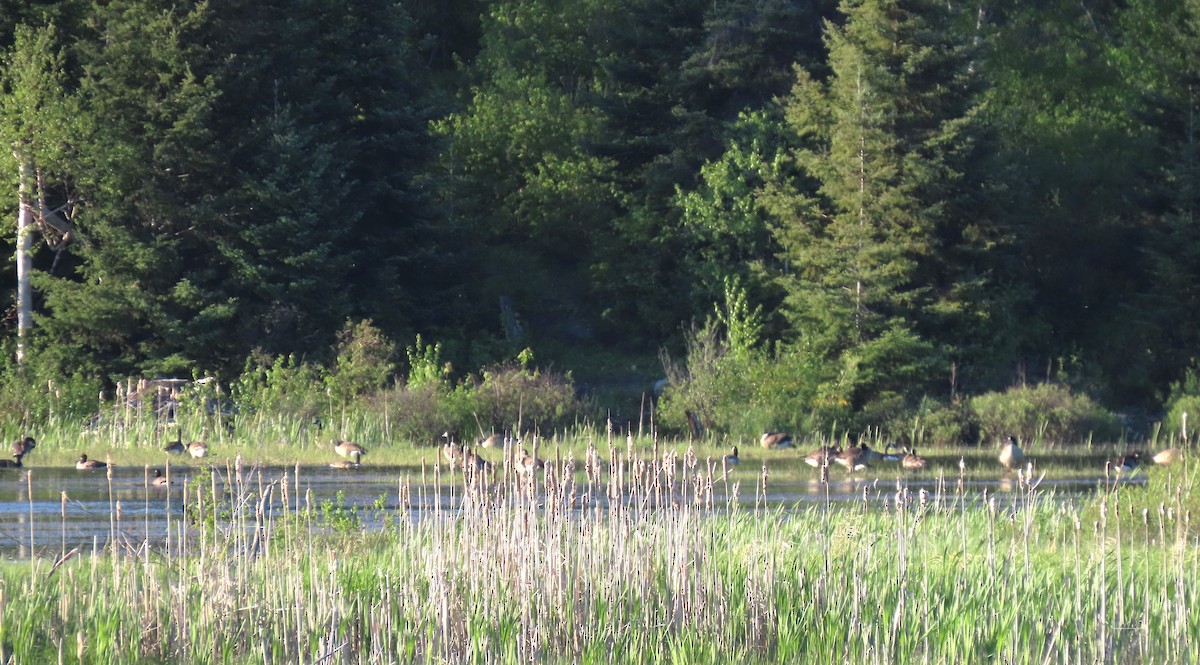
[0,433,370,485]
[0,429,1188,482]
[0,435,210,487]
[743,431,1186,475]
[440,432,547,475]
[750,430,931,474]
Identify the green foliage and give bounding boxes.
[232,354,325,420]
[317,491,361,533]
[892,396,981,448]
[712,277,762,361]
[1163,370,1200,442]
[470,360,579,434]
[183,465,230,528]
[378,381,474,445]
[2,0,1200,430]
[763,0,998,417]
[675,111,789,310]
[658,283,836,440]
[325,320,396,405]
[0,341,103,428]
[404,334,450,390]
[969,383,1124,445]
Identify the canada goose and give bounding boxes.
[835,443,874,472]
[1113,451,1143,474]
[151,469,170,487]
[163,438,186,455]
[187,441,209,459]
[803,446,841,468]
[334,440,366,463]
[880,443,904,463]
[76,454,106,470]
[441,432,461,463]
[12,437,35,457]
[723,446,741,467]
[998,435,1024,471]
[760,431,794,449]
[902,447,928,471]
[329,460,361,470]
[0,453,23,469]
[442,442,465,464]
[1152,447,1183,466]
[479,433,515,449]
[463,449,492,473]
[513,449,545,474]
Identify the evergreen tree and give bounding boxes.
[765,0,1001,411]
[33,0,222,376]
[201,0,438,362]
[588,0,836,345]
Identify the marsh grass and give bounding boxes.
[0,439,1197,664]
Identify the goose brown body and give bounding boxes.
[901,447,928,471]
[760,431,793,449]
[12,437,35,457]
[334,440,366,462]
[803,446,840,468]
[835,443,874,471]
[514,449,545,474]
[1152,447,1183,466]
[77,454,106,470]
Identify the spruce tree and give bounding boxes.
[766,0,1001,410]
[33,0,222,376]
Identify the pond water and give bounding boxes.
[0,453,1149,559]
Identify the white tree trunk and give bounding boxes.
[15,154,33,364]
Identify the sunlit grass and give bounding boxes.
[0,440,1196,663]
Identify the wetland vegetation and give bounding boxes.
[0,431,1196,664]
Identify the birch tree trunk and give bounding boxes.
[15,154,33,364]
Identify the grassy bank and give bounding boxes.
[0,443,1196,664]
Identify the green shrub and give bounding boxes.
[969,383,1123,445]
[886,396,980,447]
[232,353,325,420]
[325,319,396,404]
[0,341,103,429]
[404,334,451,390]
[1163,370,1200,444]
[657,320,836,441]
[373,348,583,446]
[469,358,580,435]
[374,382,473,445]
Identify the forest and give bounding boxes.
[2,0,1199,444]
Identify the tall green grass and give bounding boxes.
[0,445,1196,663]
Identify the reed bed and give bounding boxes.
[0,442,1196,664]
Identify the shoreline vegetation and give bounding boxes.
[0,331,1197,662]
[0,440,1195,664]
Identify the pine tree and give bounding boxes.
[33,0,222,376]
[766,0,1001,409]
[200,0,438,360]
